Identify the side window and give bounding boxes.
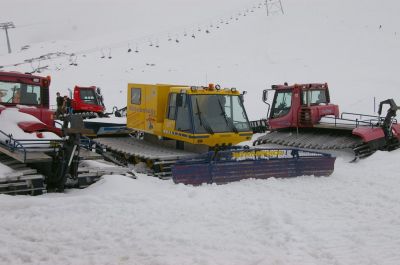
[167,93,177,120]
[29,85,41,105]
[301,91,307,105]
[131,88,141,105]
[175,94,192,132]
[19,84,41,105]
[312,90,326,104]
[231,96,250,131]
[302,90,327,105]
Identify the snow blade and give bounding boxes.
[172,148,335,185]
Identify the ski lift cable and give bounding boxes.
[0,1,263,69]
[5,1,261,67]
[70,0,260,55]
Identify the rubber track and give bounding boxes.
[254,131,364,150]
[93,137,198,178]
[0,154,45,195]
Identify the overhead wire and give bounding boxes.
[0,1,267,70]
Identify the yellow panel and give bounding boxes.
[127,84,156,134]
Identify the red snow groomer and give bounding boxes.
[251,83,400,158]
[69,85,106,117]
[0,71,125,195]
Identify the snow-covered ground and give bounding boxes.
[1,151,400,265]
[1,0,400,264]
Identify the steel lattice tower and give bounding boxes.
[265,0,284,16]
[0,22,15,54]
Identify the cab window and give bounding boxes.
[167,93,177,120]
[175,94,192,132]
[80,89,97,104]
[271,91,292,118]
[0,81,41,105]
[302,89,327,105]
[131,88,141,105]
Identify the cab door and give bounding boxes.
[269,90,294,129]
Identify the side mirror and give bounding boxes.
[262,90,268,103]
[239,94,244,103]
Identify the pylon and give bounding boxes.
[265,0,284,16]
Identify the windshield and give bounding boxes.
[271,90,292,118]
[0,81,41,105]
[80,88,100,105]
[191,94,250,133]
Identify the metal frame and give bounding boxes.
[0,129,62,162]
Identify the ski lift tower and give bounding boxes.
[265,0,284,16]
[0,22,15,54]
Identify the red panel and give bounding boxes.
[313,104,339,122]
[268,113,294,129]
[18,108,55,127]
[352,127,384,142]
[18,121,62,136]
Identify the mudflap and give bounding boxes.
[172,148,336,185]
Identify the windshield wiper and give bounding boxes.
[217,98,238,133]
[195,98,214,134]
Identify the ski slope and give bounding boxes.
[1,0,400,264]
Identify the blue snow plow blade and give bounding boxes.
[172,148,336,185]
[83,120,132,136]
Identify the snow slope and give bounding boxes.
[1,0,399,118]
[1,152,400,265]
[1,0,400,264]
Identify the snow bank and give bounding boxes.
[0,108,60,144]
[0,163,14,180]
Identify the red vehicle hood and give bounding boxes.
[18,121,62,137]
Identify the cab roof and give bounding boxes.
[0,71,51,86]
[0,71,46,80]
[169,84,241,95]
[272,83,329,91]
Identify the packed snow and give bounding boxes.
[1,152,400,265]
[0,108,60,143]
[1,0,400,264]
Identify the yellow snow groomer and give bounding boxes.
[126,83,253,152]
